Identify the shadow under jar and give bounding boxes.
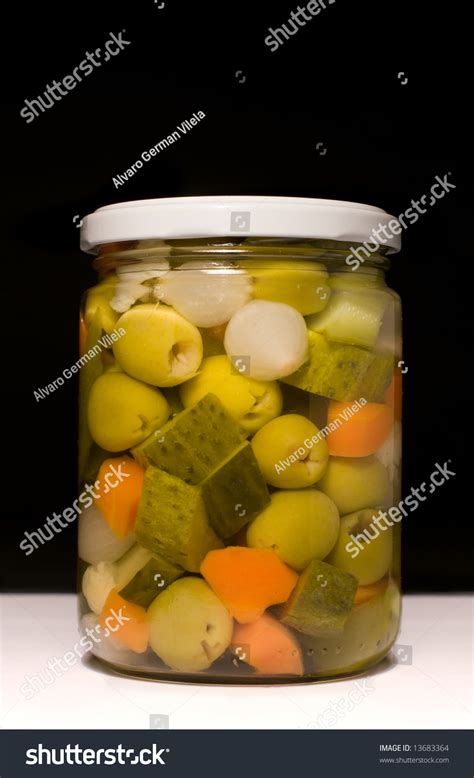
[77,197,402,683]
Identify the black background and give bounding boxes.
[2,0,470,592]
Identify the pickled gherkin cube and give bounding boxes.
[201,442,270,538]
[299,581,399,675]
[282,331,393,403]
[359,351,395,401]
[119,553,183,608]
[280,559,357,637]
[135,467,223,572]
[132,393,245,484]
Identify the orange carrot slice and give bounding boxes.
[326,401,393,457]
[99,589,149,653]
[94,456,145,538]
[384,367,402,422]
[232,613,303,675]
[353,577,388,607]
[201,547,298,624]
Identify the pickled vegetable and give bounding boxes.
[318,456,389,514]
[326,509,393,585]
[179,356,283,434]
[119,553,183,607]
[94,457,145,539]
[87,372,170,452]
[280,559,357,637]
[78,505,136,565]
[224,300,308,381]
[201,547,298,624]
[99,590,149,653]
[135,466,223,572]
[300,581,399,675]
[157,261,252,327]
[250,414,328,488]
[148,578,233,672]
[326,400,393,457]
[85,278,120,334]
[113,304,203,387]
[231,614,303,676]
[246,490,339,571]
[282,331,394,402]
[307,288,388,349]
[132,393,244,483]
[82,544,153,614]
[201,442,270,538]
[245,259,330,315]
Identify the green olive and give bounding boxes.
[87,372,170,451]
[251,414,328,488]
[247,490,339,571]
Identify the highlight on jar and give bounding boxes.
[77,196,403,683]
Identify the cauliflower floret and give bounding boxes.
[110,260,170,313]
[82,545,152,614]
[110,280,152,313]
[82,562,116,614]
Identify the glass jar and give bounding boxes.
[77,197,402,683]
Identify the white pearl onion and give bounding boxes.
[156,261,252,327]
[224,300,308,381]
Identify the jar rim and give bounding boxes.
[80,196,401,255]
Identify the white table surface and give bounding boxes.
[1,594,472,730]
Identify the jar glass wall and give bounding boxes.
[78,231,402,683]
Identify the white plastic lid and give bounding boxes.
[80,196,401,254]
